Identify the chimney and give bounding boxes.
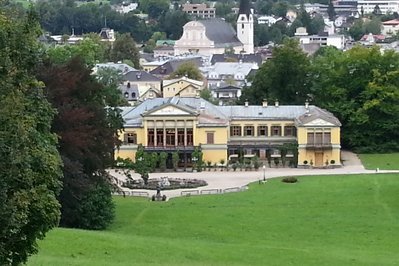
[305,100,309,109]
[275,100,279,107]
[245,100,249,107]
[262,99,268,108]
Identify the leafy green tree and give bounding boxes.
[47,36,108,66]
[254,23,271,46]
[0,8,63,265]
[95,67,129,106]
[200,88,218,105]
[159,152,167,171]
[139,0,169,19]
[256,0,273,15]
[272,1,288,17]
[134,145,155,184]
[215,2,234,17]
[159,10,190,39]
[172,151,179,171]
[110,33,140,69]
[311,46,399,151]
[169,62,203,80]
[241,38,311,104]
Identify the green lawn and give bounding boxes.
[359,153,399,170]
[28,174,399,266]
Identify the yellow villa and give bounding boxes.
[116,97,341,169]
[162,76,204,98]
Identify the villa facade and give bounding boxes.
[116,97,341,169]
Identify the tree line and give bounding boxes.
[0,5,125,265]
[241,38,399,152]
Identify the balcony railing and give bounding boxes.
[306,142,332,149]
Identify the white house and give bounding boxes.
[295,27,346,50]
[382,19,399,35]
[174,0,254,56]
[202,61,258,89]
[357,0,399,14]
[257,16,277,26]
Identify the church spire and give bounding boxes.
[238,0,251,17]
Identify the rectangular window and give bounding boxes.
[125,133,137,144]
[307,132,314,144]
[258,126,268,136]
[187,128,193,145]
[271,126,281,136]
[166,129,175,146]
[315,132,323,144]
[307,131,331,145]
[244,126,254,136]
[284,126,296,137]
[147,129,154,146]
[230,126,241,137]
[324,132,331,144]
[207,132,214,144]
[156,129,164,146]
[177,129,185,146]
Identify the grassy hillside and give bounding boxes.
[359,153,399,170]
[28,173,399,265]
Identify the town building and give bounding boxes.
[295,27,346,50]
[202,61,258,89]
[357,0,399,14]
[122,70,162,101]
[150,57,203,79]
[174,0,254,56]
[382,19,399,35]
[162,77,204,98]
[182,3,216,19]
[210,53,263,66]
[115,97,342,169]
[92,62,135,75]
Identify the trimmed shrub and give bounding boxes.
[282,177,298,183]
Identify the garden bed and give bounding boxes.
[122,178,207,190]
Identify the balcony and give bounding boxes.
[306,142,332,149]
[145,145,195,151]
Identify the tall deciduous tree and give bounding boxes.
[38,57,123,229]
[169,62,203,80]
[241,38,311,104]
[311,46,399,151]
[110,33,140,69]
[0,7,63,265]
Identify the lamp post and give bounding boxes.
[263,165,266,182]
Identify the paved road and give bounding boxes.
[109,151,398,199]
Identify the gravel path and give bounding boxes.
[109,151,398,199]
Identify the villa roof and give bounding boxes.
[121,97,341,128]
[150,57,203,76]
[198,19,242,45]
[123,70,161,82]
[210,54,262,66]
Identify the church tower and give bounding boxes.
[236,0,254,54]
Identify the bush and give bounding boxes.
[330,160,335,164]
[303,160,308,165]
[282,177,298,183]
[78,179,115,230]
